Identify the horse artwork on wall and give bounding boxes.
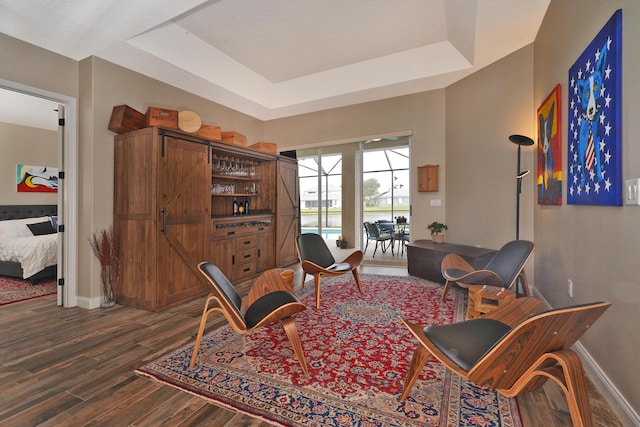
[567,9,622,206]
[537,84,562,205]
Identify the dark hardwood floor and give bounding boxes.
[0,264,621,426]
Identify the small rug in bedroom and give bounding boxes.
[0,276,56,306]
[136,274,523,426]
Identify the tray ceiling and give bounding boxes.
[0,0,550,121]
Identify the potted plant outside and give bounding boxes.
[427,221,448,243]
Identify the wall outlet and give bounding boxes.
[568,279,574,298]
[625,178,640,205]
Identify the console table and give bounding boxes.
[406,240,496,284]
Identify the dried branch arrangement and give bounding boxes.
[89,226,119,305]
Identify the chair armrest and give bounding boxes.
[441,253,474,274]
[482,296,547,327]
[247,269,294,309]
[340,250,363,267]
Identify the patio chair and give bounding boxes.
[296,233,363,308]
[400,297,612,427]
[364,221,394,257]
[190,263,308,374]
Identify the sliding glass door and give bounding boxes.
[296,136,410,255]
[297,149,343,240]
[362,143,410,222]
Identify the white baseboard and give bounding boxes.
[75,295,102,310]
[532,288,640,426]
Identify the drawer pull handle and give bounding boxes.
[244,254,251,259]
[243,240,251,245]
[227,231,235,236]
[243,267,250,273]
[258,227,264,231]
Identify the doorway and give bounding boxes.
[295,135,410,266]
[361,138,410,264]
[297,149,343,241]
[0,79,78,307]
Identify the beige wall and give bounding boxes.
[534,0,639,420]
[0,122,57,205]
[0,34,78,98]
[264,90,447,244]
[446,45,535,250]
[76,57,266,300]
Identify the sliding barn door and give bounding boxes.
[156,134,209,307]
[276,158,300,266]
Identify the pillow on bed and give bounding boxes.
[0,216,52,238]
[27,221,56,235]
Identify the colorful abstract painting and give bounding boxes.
[567,9,622,206]
[538,84,562,205]
[16,164,58,193]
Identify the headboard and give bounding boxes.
[0,205,58,221]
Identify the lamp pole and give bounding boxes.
[508,135,534,240]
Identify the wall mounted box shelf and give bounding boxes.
[418,164,439,192]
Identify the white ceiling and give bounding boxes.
[0,0,550,124]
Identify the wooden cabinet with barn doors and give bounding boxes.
[114,127,298,310]
[114,127,210,311]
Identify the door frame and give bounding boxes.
[0,78,78,307]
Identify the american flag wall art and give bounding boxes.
[567,9,622,206]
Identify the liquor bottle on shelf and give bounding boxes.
[238,199,245,215]
[233,197,238,216]
[244,199,249,215]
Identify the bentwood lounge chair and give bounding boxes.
[296,233,363,309]
[440,239,534,300]
[400,297,612,427]
[190,263,309,374]
[363,221,394,257]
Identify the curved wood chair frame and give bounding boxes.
[296,233,363,309]
[190,264,308,375]
[440,240,534,301]
[400,297,611,427]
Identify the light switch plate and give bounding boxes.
[624,178,640,205]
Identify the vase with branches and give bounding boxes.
[89,226,119,308]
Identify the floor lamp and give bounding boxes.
[509,134,534,297]
[508,134,534,240]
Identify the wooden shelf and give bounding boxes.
[212,174,259,182]
[211,193,259,197]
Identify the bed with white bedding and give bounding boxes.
[0,205,57,282]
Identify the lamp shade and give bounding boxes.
[509,134,535,146]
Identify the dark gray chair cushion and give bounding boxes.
[424,318,512,371]
[200,262,243,320]
[297,233,336,268]
[244,291,300,329]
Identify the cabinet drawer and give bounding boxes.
[237,248,257,264]
[236,262,256,279]
[212,219,274,238]
[236,235,257,249]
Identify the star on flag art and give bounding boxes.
[568,9,622,206]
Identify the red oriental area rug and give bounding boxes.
[0,276,56,306]
[136,274,523,426]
